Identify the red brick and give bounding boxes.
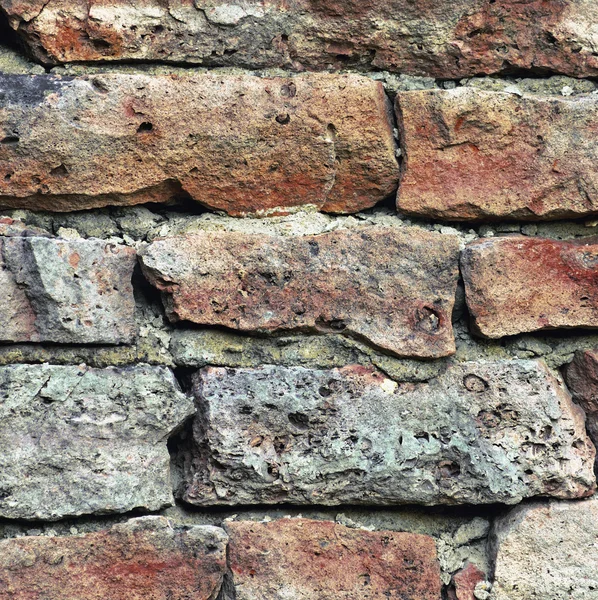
[0,72,397,216]
[140,226,460,359]
[397,88,598,221]
[461,236,598,338]
[0,517,227,600]
[452,563,486,600]
[225,518,442,600]
[2,1,597,78]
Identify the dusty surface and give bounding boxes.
[140,226,460,358]
[225,518,441,600]
[2,1,598,78]
[0,235,136,344]
[491,497,598,600]
[182,360,595,507]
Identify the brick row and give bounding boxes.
[0,517,442,600]
[2,0,596,78]
[0,72,398,216]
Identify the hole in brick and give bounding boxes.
[315,316,346,331]
[438,461,461,478]
[280,82,297,98]
[50,164,69,177]
[463,374,489,393]
[275,113,291,125]
[1,136,19,145]
[137,122,154,134]
[288,412,310,429]
[415,306,442,333]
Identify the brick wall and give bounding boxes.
[1,2,598,598]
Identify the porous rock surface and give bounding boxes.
[0,516,228,600]
[564,349,598,463]
[0,72,397,215]
[140,226,460,358]
[397,88,598,221]
[225,518,442,600]
[461,236,598,338]
[0,364,194,520]
[181,360,595,507]
[0,235,136,344]
[2,0,598,78]
[490,497,598,600]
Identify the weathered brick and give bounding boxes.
[181,361,595,507]
[491,497,598,600]
[2,1,597,78]
[564,349,598,464]
[225,518,441,600]
[0,73,397,215]
[140,226,460,359]
[0,364,194,520]
[451,563,486,600]
[0,517,227,600]
[0,236,136,344]
[461,236,598,338]
[397,88,598,221]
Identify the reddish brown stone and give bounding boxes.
[140,226,460,358]
[452,563,486,600]
[0,72,397,215]
[0,517,227,600]
[461,236,598,338]
[564,349,598,457]
[397,88,598,221]
[2,1,597,78]
[225,518,442,600]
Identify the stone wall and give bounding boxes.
[1,2,598,598]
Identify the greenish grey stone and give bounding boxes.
[0,364,193,521]
[0,44,44,75]
[182,360,595,508]
[170,329,448,382]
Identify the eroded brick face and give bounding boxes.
[2,0,598,78]
[564,350,598,464]
[461,236,598,338]
[140,226,460,359]
[0,73,397,215]
[397,88,598,221]
[225,518,442,600]
[0,517,228,600]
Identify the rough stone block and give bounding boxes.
[181,361,595,507]
[0,72,397,215]
[225,518,441,600]
[140,226,460,359]
[2,1,597,78]
[0,364,194,520]
[461,236,598,338]
[0,517,227,600]
[397,88,598,221]
[491,497,598,600]
[0,235,136,344]
[564,349,598,460]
